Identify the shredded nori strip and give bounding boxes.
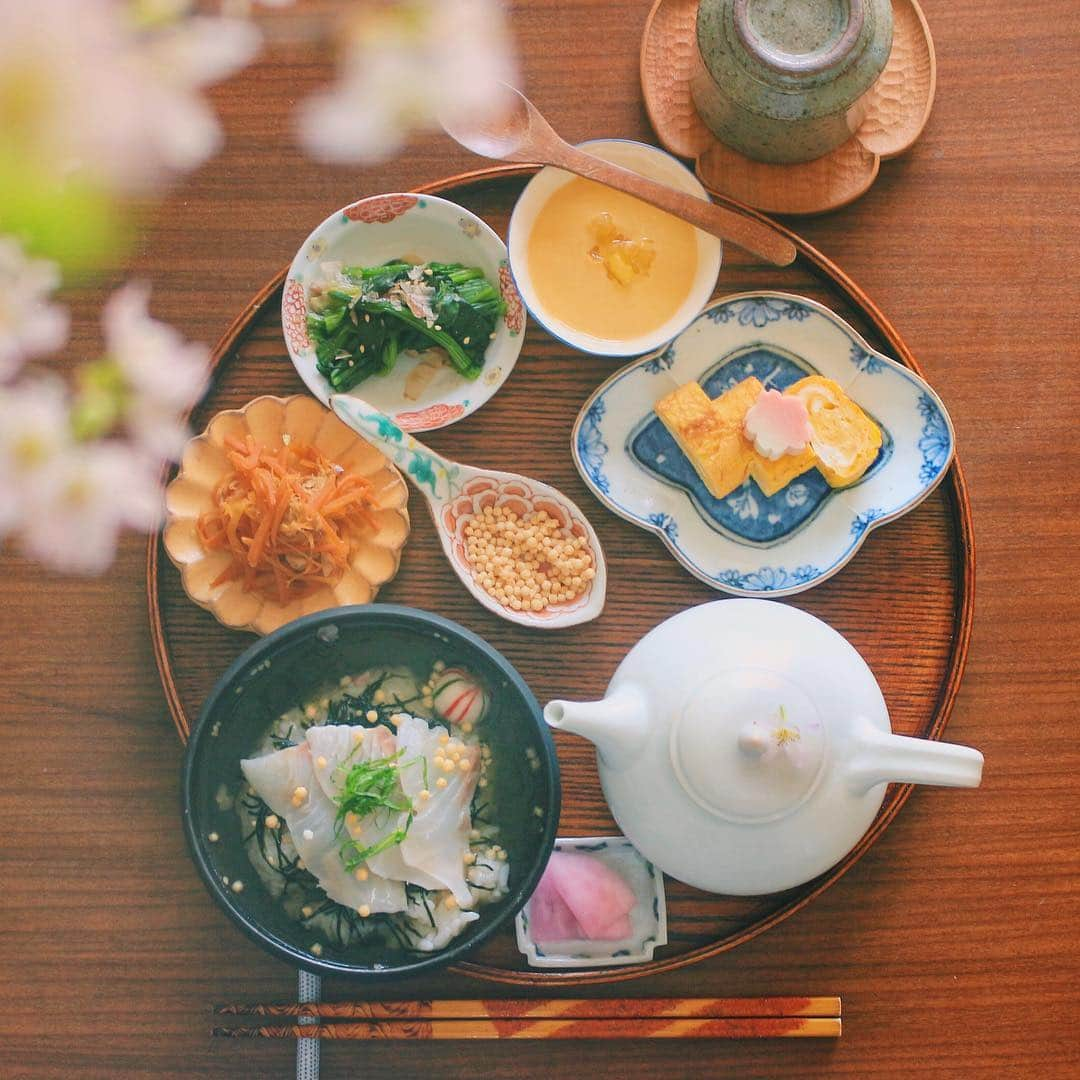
[240,792,316,891]
[406,883,437,930]
[324,673,423,729]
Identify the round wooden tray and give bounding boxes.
[148,164,974,987]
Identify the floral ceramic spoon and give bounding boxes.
[331,395,606,629]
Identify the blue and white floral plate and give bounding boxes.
[571,292,955,597]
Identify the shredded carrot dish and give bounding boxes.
[196,434,378,604]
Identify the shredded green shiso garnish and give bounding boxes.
[335,750,410,825]
[333,750,429,871]
[307,260,505,391]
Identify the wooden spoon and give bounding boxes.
[330,394,607,630]
[440,84,796,267]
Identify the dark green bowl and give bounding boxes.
[181,604,560,978]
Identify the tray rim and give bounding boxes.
[146,162,975,986]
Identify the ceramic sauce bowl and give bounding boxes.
[164,395,409,635]
[508,139,722,357]
[284,193,526,432]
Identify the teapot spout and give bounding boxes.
[846,719,984,794]
[544,685,649,770]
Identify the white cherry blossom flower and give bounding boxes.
[0,281,209,573]
[19,440,163,574]
[0,0,259,194]
[0,238,69,378]
[0,1,127,185]
[744,706,808,768]
[103,281,209,461]
[126,12,262,180]
[298,0,518,164]
[0,378,73,539]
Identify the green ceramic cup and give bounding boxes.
[692,0,893,164]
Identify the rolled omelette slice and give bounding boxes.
[654,378,760,500]
[748,444,817,497]
[787,375,883,487]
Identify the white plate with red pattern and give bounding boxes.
[283,193,526,433]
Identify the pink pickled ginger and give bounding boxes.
[528,870,584,942]
[528,851,636,943]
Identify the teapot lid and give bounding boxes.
[672,667,828,823]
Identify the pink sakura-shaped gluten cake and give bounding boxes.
[654,375,881,500]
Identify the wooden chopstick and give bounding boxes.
[213,1016,841,1040]
[214,996,840,1021]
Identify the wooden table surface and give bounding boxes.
[3,1,1077,1076]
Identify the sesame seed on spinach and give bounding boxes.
[307,260,504,392]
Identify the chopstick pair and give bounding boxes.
[213,996,842,1040]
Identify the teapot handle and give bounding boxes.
[846,719,984,794]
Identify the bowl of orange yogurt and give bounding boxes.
[507,139,722,357]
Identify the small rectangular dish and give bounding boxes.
[515,836,667,968]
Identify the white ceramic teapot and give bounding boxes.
[544,599,982,895]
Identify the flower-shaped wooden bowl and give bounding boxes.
[163,395,410,635]
[440,476,603,627]
[641,0,936,214]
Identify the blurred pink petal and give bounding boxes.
[103,281,209,460]
[19,441,162,574]
[0,0,260,192]
[0,238,69,378]
[139,16,260,89]
[0,378,74,539]
[297,0,518,165]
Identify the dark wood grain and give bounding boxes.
[1,0,1078,1077]
[148,167,974,986]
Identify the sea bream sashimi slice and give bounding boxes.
[241,742,406,914]
[395,715,480,907]
[363,804,446,893]
[304,721,446,891]
[305,723,397,802]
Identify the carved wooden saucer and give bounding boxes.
[640,0,936,215]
